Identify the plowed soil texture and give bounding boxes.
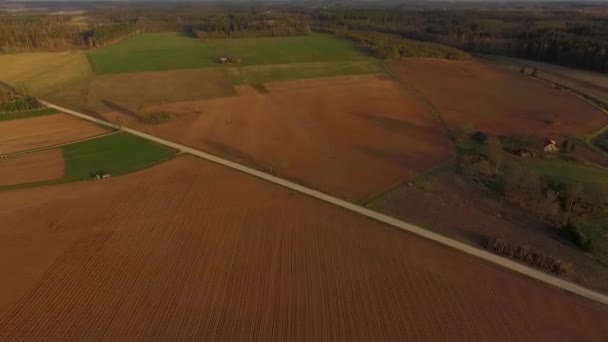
[0,156,607,341]
[0,114,107,154]
[387,59,608,138]
[0,149,64,187]
[103,74,453,201]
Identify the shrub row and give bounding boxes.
[483,238,567,275]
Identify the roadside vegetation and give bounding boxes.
[0,87,42,112]
[0,87,59,121]
[62,132,177,181]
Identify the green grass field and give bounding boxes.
[525,158,608,186]
[62,132,177,181]
[1,32,386,114]
[87,32,371,74]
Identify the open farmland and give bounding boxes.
[226,60,385,85]
[0,108,58,122]
[0,113,107,154]
[0,156,606,340]
[484,55,608,106]
[0,149,64,187]
[85,68,236,114]
[103,74,453,201]
[0,52,91,99]
[62,132,177,181]
[387,59,608,139]
[88,32,371,74]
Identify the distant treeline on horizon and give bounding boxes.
[1,4,607,73]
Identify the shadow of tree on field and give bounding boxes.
[352,144,418,169]
[101,99,140,120]
[201,139,263,169]
[354,112,439,137]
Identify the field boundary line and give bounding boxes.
[3,131,119,158]
[40,100,608,307]
[380,62,455,144]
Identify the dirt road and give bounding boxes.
[41,100,608,306]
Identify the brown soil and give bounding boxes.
[0,114,107,154]
[369,171,608,293]
[86,68,236,114]
[0,149,64,186]
[0,156,607,340]
[387,59,608,138]
[103,74,453,201]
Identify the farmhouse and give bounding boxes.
[544,138,559,153]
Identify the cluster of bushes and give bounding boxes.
[483,238,567,275]
[0,88,42,114]
[593,131,608,153]
[138,111,176,125]
[458,133,608,255]
[326,29,469,60]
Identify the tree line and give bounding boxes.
[0,10,310,51]
[188,15,311,39]
[0,14,143,50]
[3,5,607,72]
[310,8,608,73]
[320,28,469,60]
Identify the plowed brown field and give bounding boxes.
[387,59,608,138]
[103,74,453,201]
[0,156,607,341]
[0,114,107,154]
[0,149,64,186]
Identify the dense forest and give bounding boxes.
[0,14,143,50]
[1,4,607,72]
[311,9,608,72]
[188,15,311,38]
[323,28,469,60]
[0,9,310,51]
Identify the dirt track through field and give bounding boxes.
[0,149,64,186]
[0,156,607,340]
[0,114,107,154]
